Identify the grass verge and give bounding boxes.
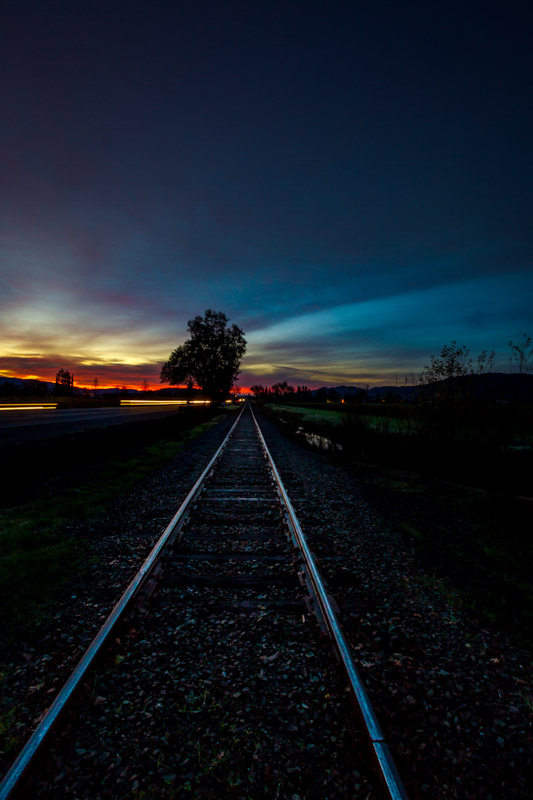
[262,403,533,647]
[358,472,533,644]
[268,402,420,437]
[0,412,225,645]
[269,404,345,426]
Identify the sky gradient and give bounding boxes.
[2,1,532,389]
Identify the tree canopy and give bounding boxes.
[160,309,246,399]
[508,334,533,374]
[420,341,495,385]
[419,341,495,404]
[54,368,74,396]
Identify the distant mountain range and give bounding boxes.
[0,376,56,390]
[311,384,415,399]
[312,373,533,401]
[0,377,127,394]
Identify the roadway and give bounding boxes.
[0,405,194,445]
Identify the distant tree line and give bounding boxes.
[250,382,370,403]
[251,383,308,400]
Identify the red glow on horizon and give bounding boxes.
[3,369,252,395]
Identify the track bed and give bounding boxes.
[5,407,402,799]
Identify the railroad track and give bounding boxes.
[1,404,407,799]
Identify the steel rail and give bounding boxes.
[0,405,246,800]
[250,404,409,800]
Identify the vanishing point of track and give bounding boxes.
[0,404,408,799]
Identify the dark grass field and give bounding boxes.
[0,407,229,645]
[357,472,533,639]
[263,402,533,648]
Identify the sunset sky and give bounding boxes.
[1,1,532,389]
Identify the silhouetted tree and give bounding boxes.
[271,382,295,400]
[418,342,500,450]
[420,341,495,403]
[509,334,533,374]
[55,369,74,396]
[160,309,246,400]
